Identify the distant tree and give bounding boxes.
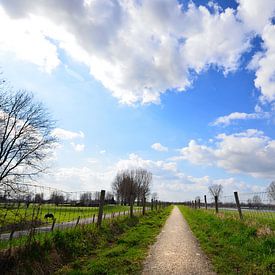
[195,196,200,202]
[34,193,44,203]
[267,181,275,201]
[80,192,92,206]
[0,85,57,194]
[112,168,152,206]
[50,191,64,206]
[252,195,262,206]
[151,192,158,201]
[208,184,223,201]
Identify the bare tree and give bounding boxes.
[112,168,152,206]
[208,184,223,201]
[50,191,64,206]
[151,192,158,201]
[267,181,275,201]
[0,87,57,193]
[80,192,92,206]
[252,195,262,206]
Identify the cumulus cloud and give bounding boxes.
[175,129,275,178]
[151,142,168,152]
[52,128,85,140]
[42,152,265,201]
[1,0,271,104]
[211,111,270,126]
[70,142,85,152]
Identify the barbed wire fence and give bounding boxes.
[184,191,275,226]
[0,183,167,249]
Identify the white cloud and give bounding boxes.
[0,0,259,105]
[211,111,270,126]
[151,142,168,152]
[70,142,85,152]
[52,128,85,140]
[175,129,275,178]
[251,24,275,102]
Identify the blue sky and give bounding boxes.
[0,0,274,201]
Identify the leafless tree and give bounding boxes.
[252,195,262,206]
[151,192,158,201]
[112,168,152,205]
[0,87,57,193]
[50,191,64,206]
[34,193,44,203]
[267,181,275,201]
[208,184,223,201]
[80,192,92,206]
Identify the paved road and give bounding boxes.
[142,206,215,275]
[0,208,147,240]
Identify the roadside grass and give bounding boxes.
[1,207,171,274]
[206,208,275,231]
[0,204,137,230]
[179,206,275,274]
[57,206,172,275]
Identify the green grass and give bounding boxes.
[179,206,275,275]
[0,204,138,231]
[1,207,171,274]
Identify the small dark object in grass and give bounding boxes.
[44,213,54,219]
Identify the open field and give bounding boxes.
[179,206,275,274]
[0,206,172,274]
[0,203,140,232]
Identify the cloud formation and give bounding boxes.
[52,128,85,140]
[151,142,168,152]
[0,0,274,104]
[175,129,275,178]
[211,111,270,126]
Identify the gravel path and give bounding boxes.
[142,206,216,275]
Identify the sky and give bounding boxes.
[0,0,274,201]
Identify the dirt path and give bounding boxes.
[142,206,215,275]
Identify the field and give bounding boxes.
[0,203,139,232]
[179,206,275,274]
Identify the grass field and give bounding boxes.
[0,206,172,274]
[0,203,140,231]
[179,206,275,274]
[205,208,275,231]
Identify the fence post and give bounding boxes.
[198,199,201,209]
[234,191,243,220]
[51,218,56,231]
[151,199,153,211]
[142,197,146,215]
[155,200,158,211]
[92,214,95,223]
[214,195,219,214]
[204,195,207,210]
[130,194,134,218]
[194,200,197,209]
[97,190,105,227]
[75,216,80,227]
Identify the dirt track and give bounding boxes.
[142,206,216,275]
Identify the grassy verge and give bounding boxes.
[1,207,171,274]
[178,206,275,274]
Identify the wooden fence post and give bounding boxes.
[151,199,153,211]
[214,195,219,214]
[155,200,158,211]
[234,191,243,220]
[75,216,80,227]
[198,199,201,209]
[51,218,56,231]
[142,197,146,215]
[97,190,105,227]
[204,195,207,210]
[130,194,134,218]
[194,200,197,209]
